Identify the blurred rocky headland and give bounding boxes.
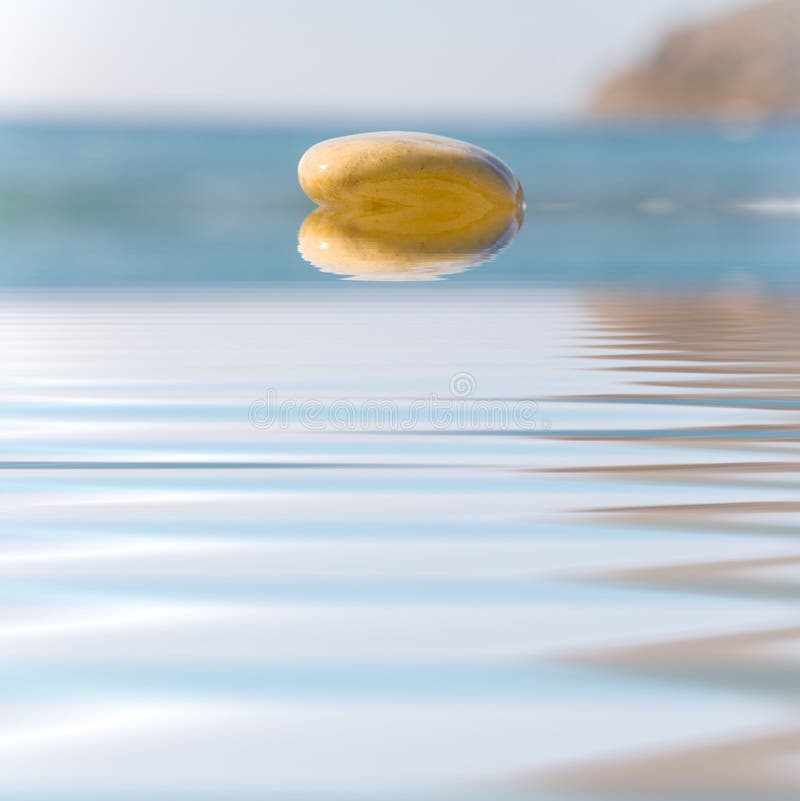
[590,0,800,117]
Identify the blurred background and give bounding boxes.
[0,0,797,286]
[2,0,797,121]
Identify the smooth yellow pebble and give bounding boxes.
[298,131,524,214]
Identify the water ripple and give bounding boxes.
[3,287,800,800]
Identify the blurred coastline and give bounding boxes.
[590,0,800,119]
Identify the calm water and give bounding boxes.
[1,122,800,800]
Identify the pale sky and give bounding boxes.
[0,0,749,121]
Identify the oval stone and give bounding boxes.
[298,131,524,213]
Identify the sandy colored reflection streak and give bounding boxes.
[541,289,800,799]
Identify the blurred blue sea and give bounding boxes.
[1,120,798,287]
